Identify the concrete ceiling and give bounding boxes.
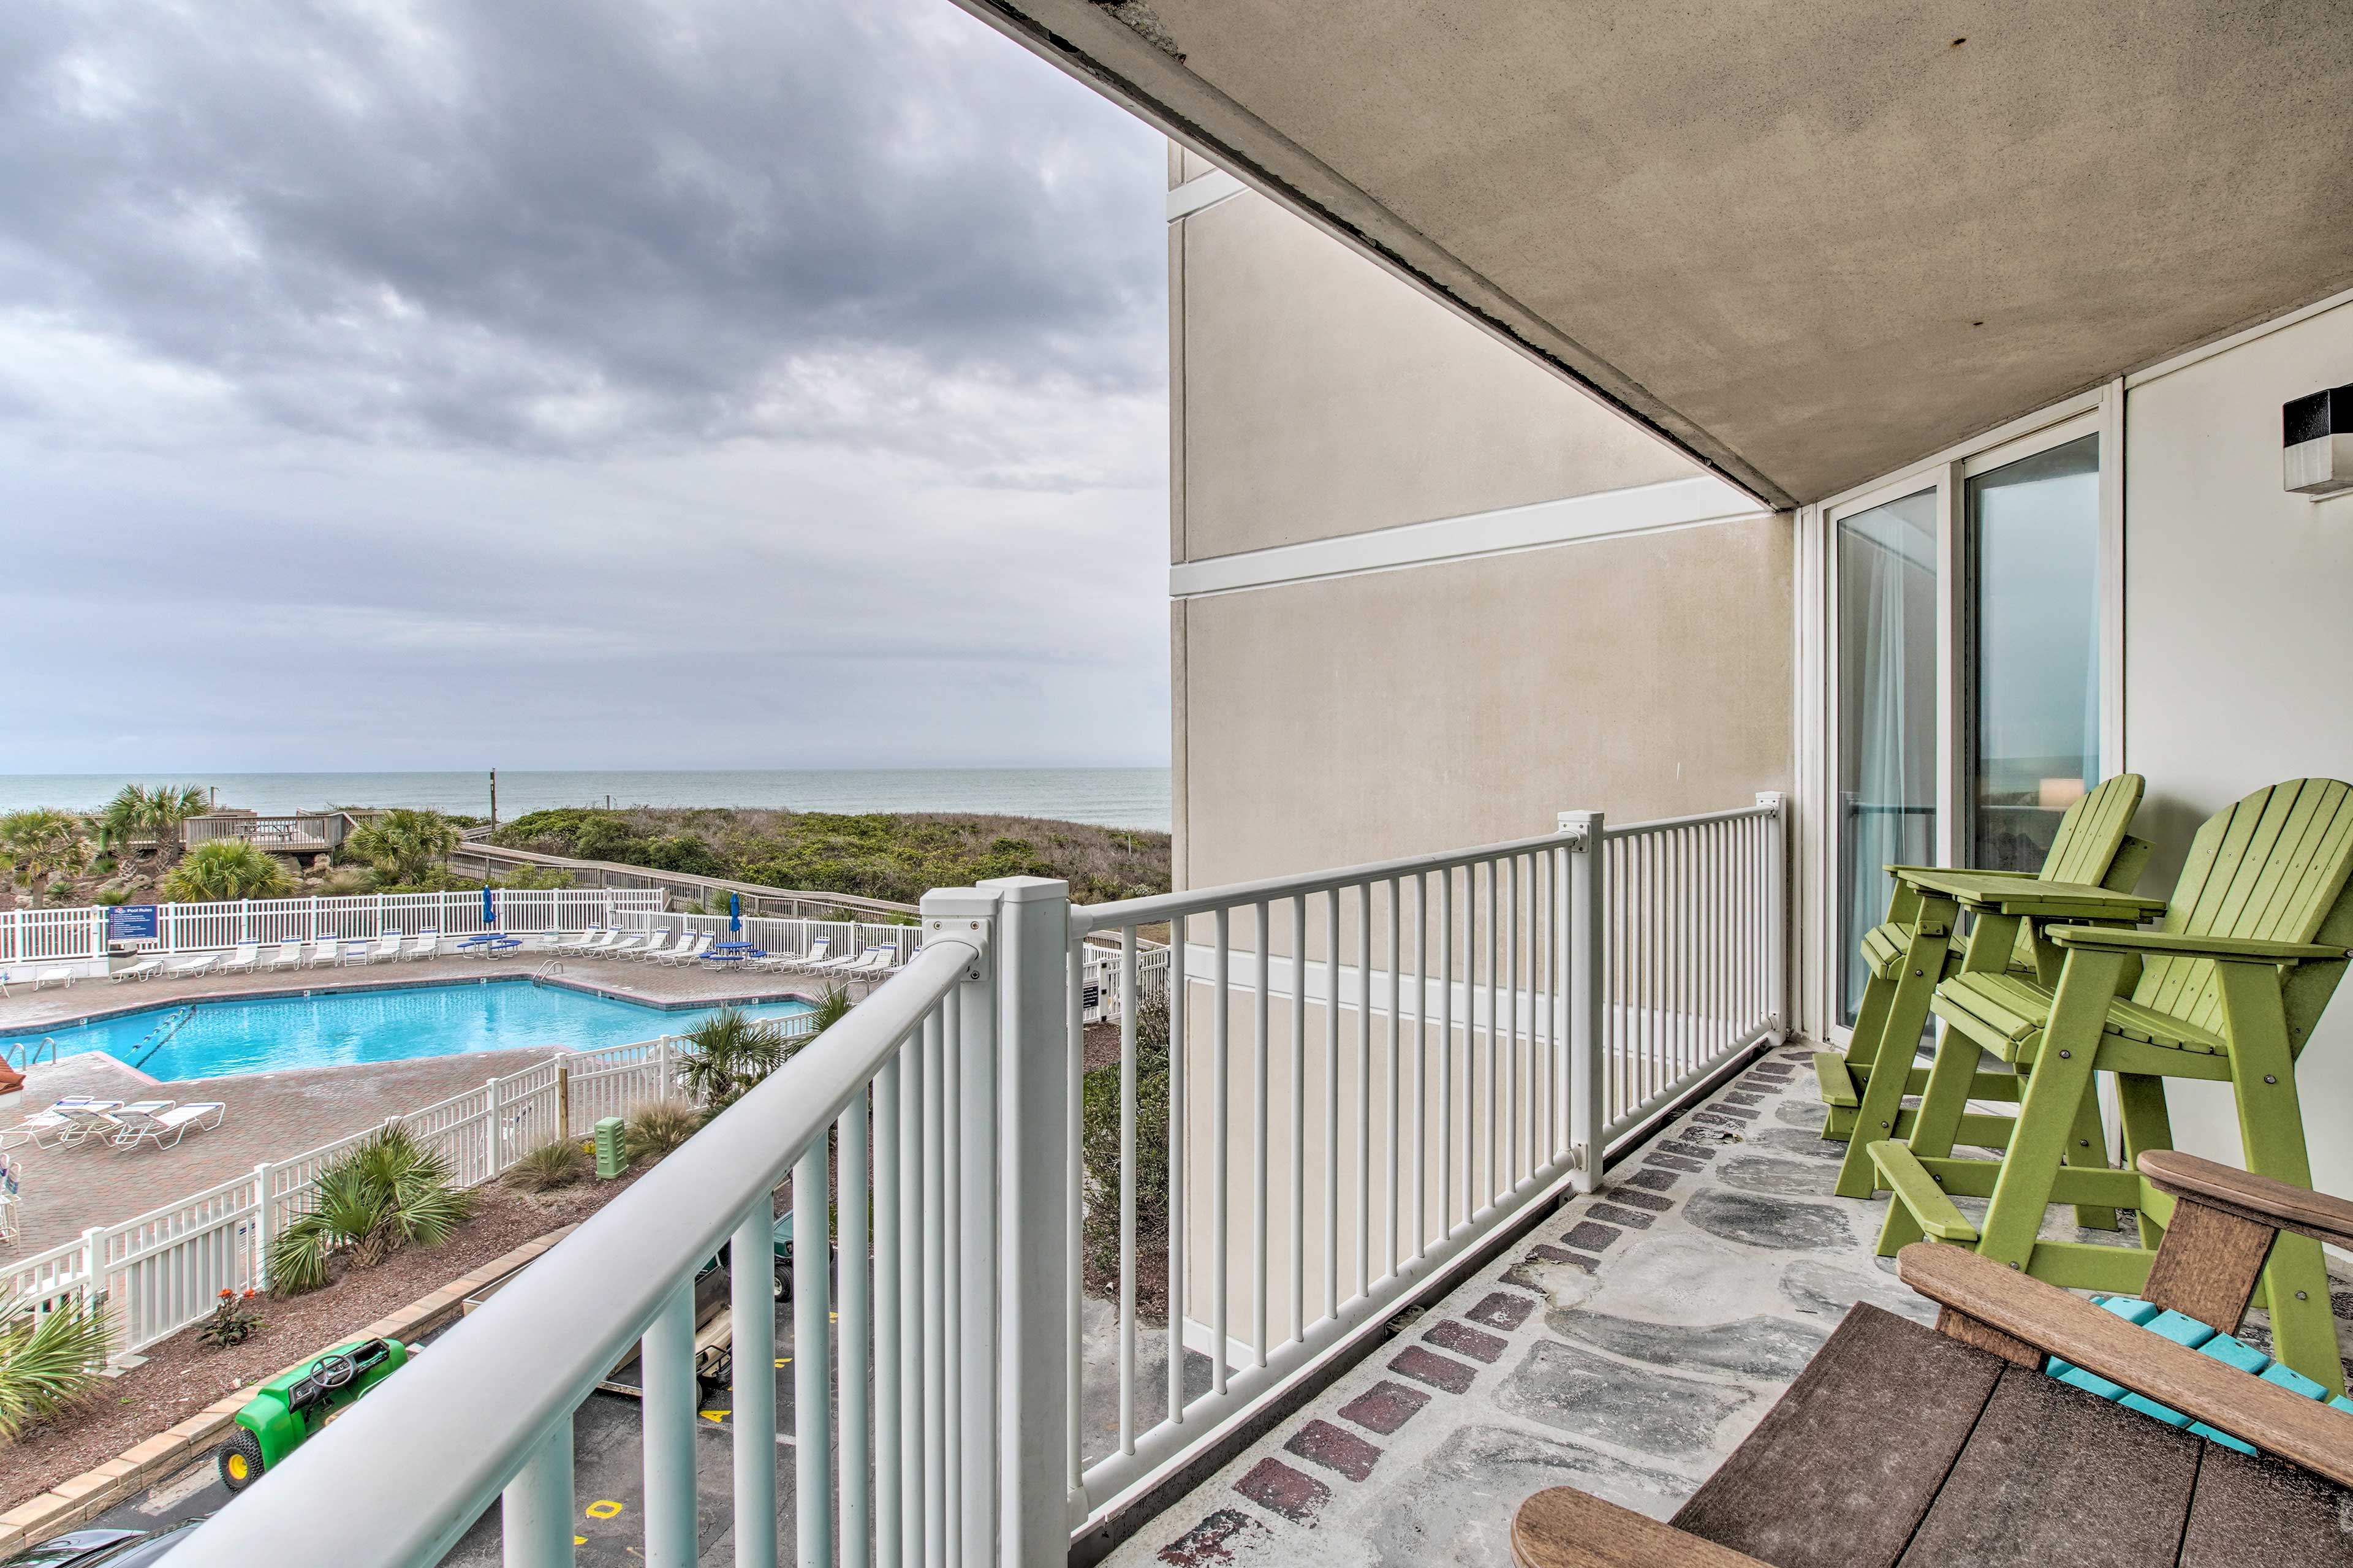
[950,0,2353,507]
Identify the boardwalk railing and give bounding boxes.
[0,890,667,972]
[174,803,1784,1567]
[0,1026,792,1362]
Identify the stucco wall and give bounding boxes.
[2124,297,2353,1201]
[1173,187,1699,563]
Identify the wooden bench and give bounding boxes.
[1511,1153,2353,1567]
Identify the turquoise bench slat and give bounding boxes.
[2045,1295,2353,1458]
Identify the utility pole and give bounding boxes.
[489,769,498,831]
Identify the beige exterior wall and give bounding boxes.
[2123,295,2353,1202]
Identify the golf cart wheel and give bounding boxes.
[218,1428,266,1492]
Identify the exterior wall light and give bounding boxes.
[2284,382,2353,497]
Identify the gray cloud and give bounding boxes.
[0,0,1164,455]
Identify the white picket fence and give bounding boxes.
[0,1022,821,1362]
[0,890,669,974]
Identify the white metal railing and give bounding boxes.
[2,1035,702,1357]
[0,890,665,971]
[1597,797,1786,1143]
[174,891,1062,1568]
[175,802,1784,1567]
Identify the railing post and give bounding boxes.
[1561,811,1607,1193]
[501,1416,576,1568]
[920,884,1003,1560]
[1757,792,1789,1038]
[980,876,1070,1567]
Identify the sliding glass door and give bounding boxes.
[1966,434,2102,871]
[1835,488,1938,1023]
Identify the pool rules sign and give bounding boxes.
[108,904,159,944]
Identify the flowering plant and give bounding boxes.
[198,1288,262,1349]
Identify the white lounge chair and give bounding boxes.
[830,946,896,981]
[629,933,681,961]
[164,953,219,980]
[596,932,646,960]
[656,933,714,967]
[219,943,262,974]
[363,933,401,963]
[32,966,72,991]
[568,931,620,958]
[779,937,833,973]
[0,1098,110,1151]
[800,942,877,976]
[56,1102,129,1146]
[112,957,164,983]
[263,941,305,972]
[299,939,340,969]
[403,932,440,961]
[111,1101,224,1150]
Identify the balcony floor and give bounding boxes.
[1118,1045,2353,1567]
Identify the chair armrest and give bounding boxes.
[2047,927,2349,964]
[2138,1151,2353,1251]
[1896,869,2170,919]
[1895,1243,2353,1487]
[1512,1487,1769,1568]
[1884,864,2034,882]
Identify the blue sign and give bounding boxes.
[108,904,159,942]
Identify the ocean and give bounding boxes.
[0,768,1172,833]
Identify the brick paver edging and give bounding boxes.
[0,1223,581,1554]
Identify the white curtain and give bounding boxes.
[1840,499,1936,1020]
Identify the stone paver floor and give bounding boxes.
[1120,1045,2353,1567]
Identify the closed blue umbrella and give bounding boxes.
[482,884,496,928]
[728,891,741,935]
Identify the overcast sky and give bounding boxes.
[0,0,1170,773]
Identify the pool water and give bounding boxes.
[11,982,813,1082]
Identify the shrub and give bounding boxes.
[197,1289,263,1349]
[0,809,91,903]
[507,1135,590,1192]
[1078,994,1172,1301]
[624,1100,703,1162]
[162,840,296,902]
[89,853,117,876]
[94,886,130,906]
[269,1124,474,1296]
[0,1293,115,1437]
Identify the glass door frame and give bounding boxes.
[1796,387,2124,1046]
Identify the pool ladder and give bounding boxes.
[534,961,566,980]
[1,1037,56,1072]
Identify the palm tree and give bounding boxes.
[0,1292,114,1437]
[0,810,91,904]
[100,784,209,866]
[161,840,296,902]
[268,1125,474,1295]
[675,1007,792,1111]
[344,808,461,888]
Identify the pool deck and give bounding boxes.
[0,953,854,1260]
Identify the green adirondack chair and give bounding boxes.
[1868,778,2353,1394]
[1816,774,2153,1203]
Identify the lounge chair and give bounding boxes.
[600,932,654,960]
[627,932,678,961]
[111,957,164,982]
[403,932,440,961]
[218,943,262,974]
[567,931,620,958]
[826,947,896,982]
[56,1101,130,1146]
[32,966,73,991]
[1509,1151,2353,1568]
[0,1097,110,1151]
[263,941,305,972]
[779,936,832,973]
[365,934,403,963]
[1871,778,2353,1391]
[164,953,219,980]
[656,933,714,967]
[110,1100,225,1150]
[303,939,343,969]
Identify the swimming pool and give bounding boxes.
[9,982,814,1082]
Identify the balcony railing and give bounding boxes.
[168,798,1784,1568]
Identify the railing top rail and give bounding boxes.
[455,841,920,917]
[1601,800,1783,839]
[173,937,977,1568]
[1075,826,1583,934]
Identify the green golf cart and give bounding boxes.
[215,1336,417,1491]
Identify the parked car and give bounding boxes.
[1,1520,204,1566]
